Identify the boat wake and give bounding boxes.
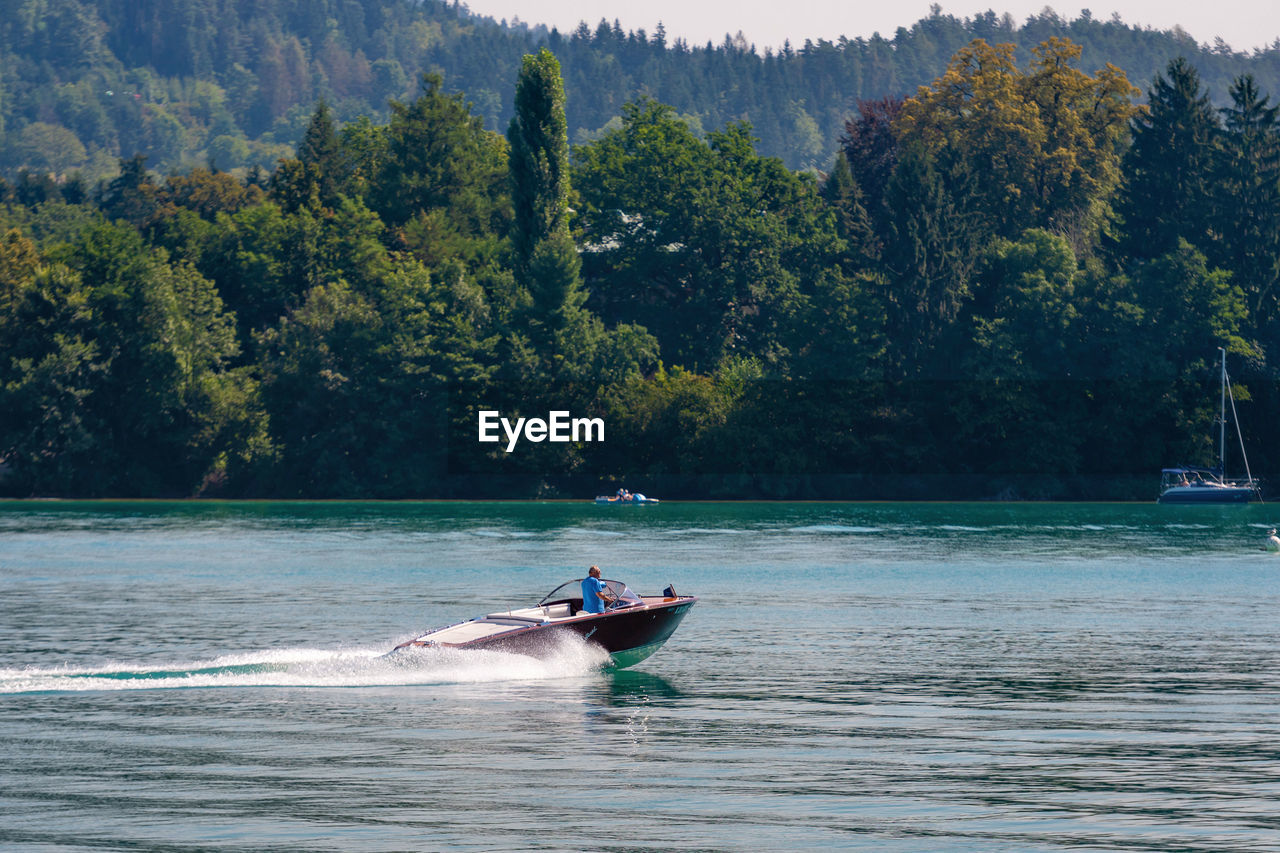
[0,635,612,694]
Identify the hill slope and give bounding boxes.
[1,1,1279,174]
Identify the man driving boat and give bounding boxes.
[581,565,616,613]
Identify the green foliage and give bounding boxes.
[508,49,572,273]
[276,100,348,209]
[1118,58,1220,259]
[5,1,1280,179]
[369,74,509,271]
[1129,241,1250,373]
[878,141,977,376]
[98,154,160,227]
[9,123,88,174]
[574,100,849,372]
[1213,75,1280,333]
[0,223,263,495]
[969,229,1080,379]
[6,33,1280,498]
[820,152,876,267]
[507,48,592,368]
[196,201,319,340]
[254,248,499,496]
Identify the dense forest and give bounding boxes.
[3,12,1280,498]
[2,0,1280,175]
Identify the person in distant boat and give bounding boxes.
[581,565,616,613]
[1266,529,1280,552]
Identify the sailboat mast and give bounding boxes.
[1219,346,1227,474]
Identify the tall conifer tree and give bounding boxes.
[880,143,977,377]
[821,151,877,267]
[297,100,345,204]
[507,48,585,353]
[1118,58,1220,260]
[1213,75,1280,327]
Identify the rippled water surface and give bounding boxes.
[3,500,1280,850]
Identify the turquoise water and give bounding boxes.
[2,500,1280,850]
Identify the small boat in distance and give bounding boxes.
[1158,466,1256,503]
[1159,348,1261,504]
[595,488,659,505]
[390,578,696,668]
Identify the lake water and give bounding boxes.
[2,500,1280,851]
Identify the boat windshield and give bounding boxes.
[1161,467,1218,489]
[1160,465,1252,489]
[539,578,642,608]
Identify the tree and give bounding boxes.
[969,228,1080,379]
[198,201,322,342]
[1020,38,1139,248]
[98,155,160,228]
[509,49,574,278]
[492,50,659,475]
[157,168,265,221]
[839,97,903,226]
[255,255,495,497]
[1118,57,1220,259]
[1,223,262,495]
[895,38,1138,248]
[369,73,509,270]
[0,228,40,319]
[0,262,104,495]
[11,122,88,174]
[574,100,844,372]
[1128,241,1250,375]
[1212,75,1280,337]
[507,48,587,358]
[820,151,877,267]
[271,100,348,210]
[878,142,978,376]
[950,229,1088,478]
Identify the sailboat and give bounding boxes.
[1158,348,1261,504]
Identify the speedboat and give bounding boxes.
[594,492,659,505]
[391,579,696,668]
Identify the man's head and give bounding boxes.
[588,565,601,578]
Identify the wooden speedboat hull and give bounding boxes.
[393,591,696,669]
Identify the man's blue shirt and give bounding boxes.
[582,576,608,613]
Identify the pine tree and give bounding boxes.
[1118,57,1221,260]
[879,142,977,377]
[296,99,346,206]
[1213,75,1280,328]
[98,155,160,228]
[821,151,877,267]
[369,73,508,267]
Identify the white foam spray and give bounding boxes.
[0,633,612,694]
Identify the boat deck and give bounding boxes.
[407,597,678,646]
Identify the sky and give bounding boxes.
[458,1,1280,53]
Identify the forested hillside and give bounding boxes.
[3,29,1280,500]
[2,0,1280,175]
